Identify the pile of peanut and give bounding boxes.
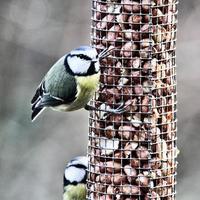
[88,0,178,199]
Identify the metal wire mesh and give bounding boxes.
[87,0,178,199]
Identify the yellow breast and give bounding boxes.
[68,73,100,111]
[63,184,86,200]
[76,73,100,93]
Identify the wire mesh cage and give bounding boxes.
[87,0,178,199]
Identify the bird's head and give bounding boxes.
[64,46,114,76]
[64,156,88,187]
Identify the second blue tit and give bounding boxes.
[31,46,111,121]
[63,156,88,200]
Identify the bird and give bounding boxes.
[31,46,124,121]
[63,156,88,200]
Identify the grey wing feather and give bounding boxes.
[31,57,77,121]
[44,61,77,104]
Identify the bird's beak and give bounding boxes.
[98,47,115,60]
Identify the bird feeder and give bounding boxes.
[87,0,178,199]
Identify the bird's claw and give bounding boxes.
[110,102,126,114]
[85,102,127,117]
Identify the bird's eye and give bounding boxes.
[76,54,91,61]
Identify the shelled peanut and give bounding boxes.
[89,0,178,199]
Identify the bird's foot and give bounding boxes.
[84,101,127,114]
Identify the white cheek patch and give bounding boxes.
[67,56,90,74]
[65,166,86,183]
[95,61,100,72]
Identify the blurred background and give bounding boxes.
[0,0,199,199]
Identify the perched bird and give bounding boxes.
[31,46,123,121]
[63,156,88,200]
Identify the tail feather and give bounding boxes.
[31,84,44,121]
[31,107,45,122]
[31,86,42,104]
[31,96,41,111]
[31,81,64,121]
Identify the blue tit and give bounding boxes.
[63,156,88,200]
[31,46,122,121]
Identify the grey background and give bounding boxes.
[0,0,199,199]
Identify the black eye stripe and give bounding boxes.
[67,163,87,169]
[70,54,92,61]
